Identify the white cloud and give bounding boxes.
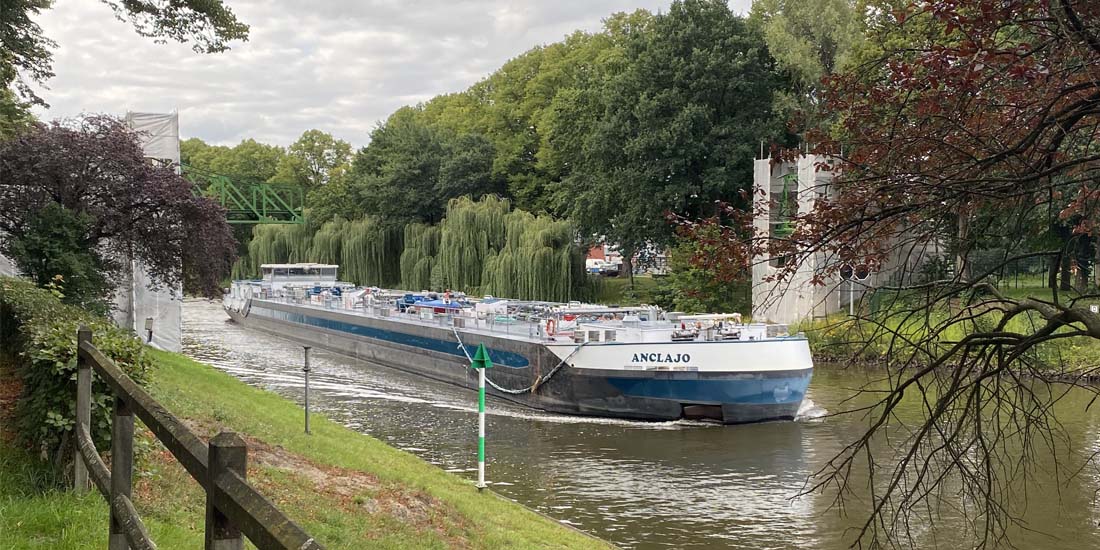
[30,0,752,147]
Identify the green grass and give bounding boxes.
[144,349,610,549]
[595,274,661,306]
[0,442,108,549]
[0,351,611,549]
[803,282,1100,369]
[0,391,197,548]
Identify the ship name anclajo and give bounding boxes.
[631,353,691,363]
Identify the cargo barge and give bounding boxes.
[224,263,813,424]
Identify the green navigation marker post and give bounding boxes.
[471,343,493,491]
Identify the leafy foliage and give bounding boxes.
[0,276,150,464]
[4,204,110,314]
[560,0,787,256]
[749,0,862,130]
[351,108,450,225]
[651,235,750,314]
[183,137,285,183]
[273,129,352,188]
[0,0,53,127]
[101,0,248,54]
[0,115,237,299]
[236,196,595,301]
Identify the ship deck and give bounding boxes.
[252,297,562,344]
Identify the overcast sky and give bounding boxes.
[30,0,751,147]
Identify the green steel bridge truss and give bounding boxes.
[182,164,304,225]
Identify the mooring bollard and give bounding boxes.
[470,343,493,491]
[303,346,312,435]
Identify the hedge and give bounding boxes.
[0,276,150,466]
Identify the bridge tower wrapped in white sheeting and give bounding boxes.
[112,112,183,352]
[751,154,842,324]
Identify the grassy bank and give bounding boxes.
[595,274,661,305]
[0,351,611,549]
[802,283,1100,369]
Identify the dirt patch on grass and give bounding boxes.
[246,436,379,498]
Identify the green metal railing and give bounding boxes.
[182,164,304,225]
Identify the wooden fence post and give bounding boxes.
[206,431,246,550]
[74,326,92,494]
[109,396,135,550]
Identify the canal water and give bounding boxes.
[182,300,1100,549]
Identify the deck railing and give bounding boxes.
[73,326,324,550]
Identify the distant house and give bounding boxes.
[585,244,621,276]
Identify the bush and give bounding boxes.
[0,276,150,467]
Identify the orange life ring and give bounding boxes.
[545,319,557,335]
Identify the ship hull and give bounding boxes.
[226,299,812,424]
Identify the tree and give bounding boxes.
[180,137,229,171]
[0,115,236,300]
[419,22,643,214]
[350,108,448,225]
[5,203,110,312]
[749,0,863,129]
[563,0,787,271]
[651,231,750,314]
[346,110,504,226]
[684,1,1100,546]
[305,174,359,224]
[438,132,502,200]
[272,129,352,188]
[0,0,53,136]
[209,138,285,182]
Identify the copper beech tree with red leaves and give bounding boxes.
[678,1,1100,547]
[0,115,236,306]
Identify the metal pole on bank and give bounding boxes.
[303,346,312,435]
[848,280,854,317]
[471,343,493,491]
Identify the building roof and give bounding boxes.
[260,263,339,269]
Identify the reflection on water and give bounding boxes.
[182,299,1100,549]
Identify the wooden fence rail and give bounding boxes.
[73,326,324,550]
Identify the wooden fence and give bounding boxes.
[73,326,324,550]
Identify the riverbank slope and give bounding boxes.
[0,351,612,549]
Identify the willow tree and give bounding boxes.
[237,220,316,277]
[437,196,510,291]
[309,218,347,265]
[481,210,586,302]
[340,218,403,287]
[233,195,592,301]
[400,224,440,291]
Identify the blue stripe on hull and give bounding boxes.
[606,372,812,405]
[249,305,531,368]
